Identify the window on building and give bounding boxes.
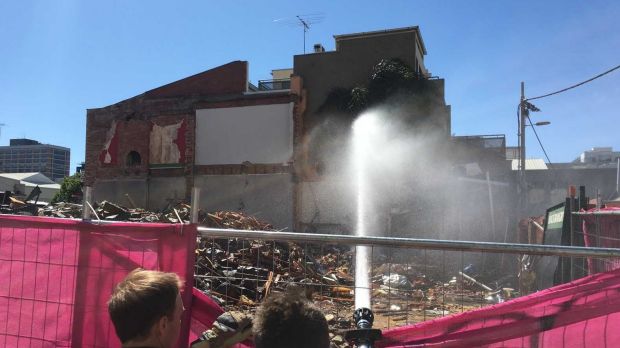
[126,151,142,167]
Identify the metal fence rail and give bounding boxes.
[195,226,620,331]
[197,227,620,258]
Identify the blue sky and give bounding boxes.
[1,0,619,174]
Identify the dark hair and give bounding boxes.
[253,290,330,348]
[107,269,183,343]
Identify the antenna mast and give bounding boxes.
[296,15,310,53]
[274,13,324,54]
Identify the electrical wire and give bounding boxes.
[518,63,620,175]
[526,114,552,166]
[526,64,620,101]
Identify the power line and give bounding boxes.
[526,114,552,166]
[526,63,620,101]
[516,103,552,166]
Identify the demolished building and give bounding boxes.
[84,26,513,241]
[85,61,302,229]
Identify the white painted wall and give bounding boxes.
[195,103,294,165]
[194,174,293,230]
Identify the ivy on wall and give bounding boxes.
[318,58,421,115]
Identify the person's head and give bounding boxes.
[253,289,330,348]
[108,268,184,348]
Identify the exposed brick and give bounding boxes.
[145,61,248,98]
[85,60,300,205]
[193,164,292,176]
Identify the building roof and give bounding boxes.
[144,61,249,99]
[333,26,427,55]
[0,143,70,151]
[510,159,548,171]
[0,172,58,185]
[24,182,61,189]
[89,61,261,109]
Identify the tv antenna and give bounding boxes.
[273,13,325,53]
[0,123,5,140]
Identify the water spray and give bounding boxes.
[347,113,382,347]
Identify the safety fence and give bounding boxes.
[3,213,620,347]
[0,215,196,348]
[578,208,620,273]
[195,226,620,347]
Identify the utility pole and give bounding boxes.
[616,157,620,193]
[519,82,527,216]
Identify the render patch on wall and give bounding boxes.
[195,103,294,165]
[150,119,187,164]
[99,120,119,165]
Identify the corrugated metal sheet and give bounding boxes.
[510,158,548,170]
[0,172,57,184]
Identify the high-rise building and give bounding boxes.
[0,138,70,181]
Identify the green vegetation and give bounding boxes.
[51,173,83,204]
[319,58,420,114]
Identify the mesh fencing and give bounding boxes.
[193,225,620,341]
[0,216,78,347]
[0,215,196,348]
[3,212,620,347]
[581,208,620,273]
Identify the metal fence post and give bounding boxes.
[82,186,92,220]
[191,187,200,224]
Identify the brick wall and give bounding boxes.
[85,60,300,204]
[146,61,248,98]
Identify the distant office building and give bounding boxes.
[76,162,85,174]
[576,147,620,166]
[0,139,70,181]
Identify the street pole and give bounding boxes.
[519,82,527,216]
[614,157,620,193]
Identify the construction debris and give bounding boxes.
[459,271,493,291]
[0,198,517,347]
[202,210,274,230]
[35,200,193,223]
[37,202,83,218]
[192,211,517,348]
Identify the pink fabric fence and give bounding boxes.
[189,288,252,348]
[0,215,196,348]
[377,267,620,347]
[581,207,620,274]
[4,214,620,348]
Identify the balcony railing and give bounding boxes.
[257,78,291,91]
[453,134,506,156]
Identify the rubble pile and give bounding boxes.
[193,212,510,347]
[1,199,515,347]
[195,225,358,347]
[1,191,42,215]
[37,202,83,218]
[36,200,193,223]
[201,210,273,230]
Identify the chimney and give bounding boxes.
[313,43,325,53]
